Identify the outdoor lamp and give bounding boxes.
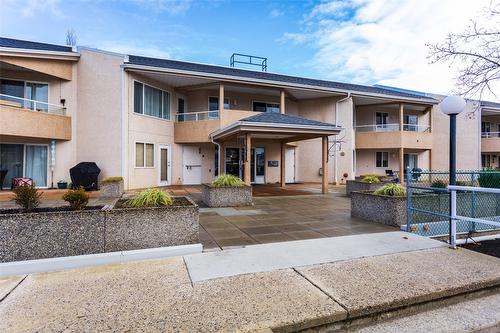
[439,95,465,245]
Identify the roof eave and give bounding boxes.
[0,47,80,60]
[123,63,437,105]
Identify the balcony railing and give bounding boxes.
[482,131,500,138]
[355,123,430,133]
[0,94,66,116]
[175,110,219,122]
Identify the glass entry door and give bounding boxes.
[0,144,24,189]
[159,145,171,186]
[225,148,241,178]
[225,147,265,183]
[254,148,265,184]
[25,145,48,187]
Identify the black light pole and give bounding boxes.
[440,96,466,245]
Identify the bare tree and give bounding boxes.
[427,2,500,102]
[66,29,77,46]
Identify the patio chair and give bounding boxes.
[0,169,7,191]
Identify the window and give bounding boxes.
[0,79,48,110]
[133,82,170,120]
[208,96,229,111]
[376,152,389,168]
[253,101,280,113]
[135,142,154,167]
[403,115,418,131]
[375,112,389,129]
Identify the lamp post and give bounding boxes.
[439,95,466,245]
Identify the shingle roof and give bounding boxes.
[481,100,500,109]
[0,37,73,53]
[241,112,339,128]
[127,55,437,102]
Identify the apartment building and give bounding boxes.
[0,37,496,191]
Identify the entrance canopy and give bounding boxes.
[210,113,342,194]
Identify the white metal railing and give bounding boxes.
[0,94,66,116]
[481,131,500,138]
[448,185,500,248]
[355,123,431,133]
[175,110,219,122]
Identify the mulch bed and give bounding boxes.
[461,238,500,258]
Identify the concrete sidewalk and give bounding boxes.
[1,234,500,332]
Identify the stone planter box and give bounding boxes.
[346,180,386,196]
[106,197,199,252]
[100,179,124,198]
[0,207,106,263]
[0,196,199,263]
[351,191,406,226]
[201,184,253,207]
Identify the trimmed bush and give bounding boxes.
[361,175,381,184]
[478,168,500,188]
[431,180,447,188]
[125,188,173,208]
[374,183,406,197]
[11,185,42,212]
[101,176,124,184]
[63,187,89,210]
[211,174,245,187]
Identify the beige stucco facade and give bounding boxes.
[2,41,496,190]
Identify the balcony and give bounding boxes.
[355,123,432,149]
[174,109,257,143]
[481,132,500,153]
[0,94,71,140]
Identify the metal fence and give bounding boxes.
[405,169,500,241]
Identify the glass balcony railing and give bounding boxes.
[175,110,220,122]
[0,94,66,115]
[354,123,431,132]
[482,131,500,138]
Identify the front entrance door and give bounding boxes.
[225,147,265,183]
[183,146,202,184]
[158,145,171,186]
[285,148,295,183]
[254,147,265,184]
[404,153,418,171]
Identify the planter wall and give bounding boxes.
[100,180,124,198]
[105,197,199,252]
[346,180,386,196]
[0,197,199,263]
[351,191,406,226]
[202,184,253,207]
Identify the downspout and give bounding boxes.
[334,93,351,184]
[210,134,221,177]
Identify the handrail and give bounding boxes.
[448,185,500,248]
[481,131,500,138]
[175,110,219,122]
[354,123,431,132]
[0,93,66,115]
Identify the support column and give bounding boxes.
[219,83,224,116]
[280,142,286,188]
[219,142,225,176]
[280,90,286,114]
[399,103,404,131]
[399,147,404,185]
[322,136,329,194]
[244,134,251,185]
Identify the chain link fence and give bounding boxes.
[405,170,500,239]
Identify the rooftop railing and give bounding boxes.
[175,110,219,122]
[354,124,431,132]
[0,94,66,116]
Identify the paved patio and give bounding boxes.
[195,184,397,250]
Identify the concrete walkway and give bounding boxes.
[1,232,500,332]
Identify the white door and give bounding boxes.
[158,144,171,186]
[183,146,202,184]
[285,148,295,183]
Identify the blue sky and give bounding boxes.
[0,0,494,99]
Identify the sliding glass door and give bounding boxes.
[0,144,24,189]
[25,145,48,187]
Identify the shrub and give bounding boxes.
[11,185,42,212]
[374,184,406,197]
[478,168,500,188]
[101,176,124,184]
[431,180,447,188]
[210,174,245,187]
[63,187,89,210]
[125,188,173,208]
[361,175,381,184]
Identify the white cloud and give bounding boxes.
[284,0,495,98]
[3,0,64,18]
[269,8,283,18]
[131,0,192,15]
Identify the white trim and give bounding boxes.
[134,142,155,169]
[123,64,438,105]
[158,144,172,186]
[0,244,203,277]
